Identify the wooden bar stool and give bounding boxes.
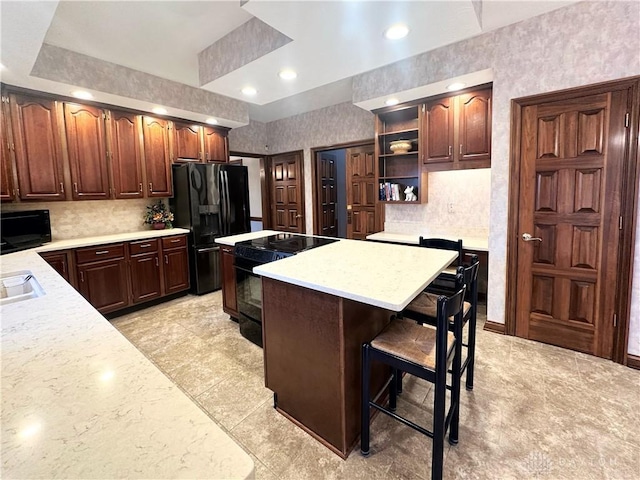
[361,278,466,480]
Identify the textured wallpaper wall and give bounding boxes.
[228,120,269,155]
[1,199,157,241]
[229,1,640,354]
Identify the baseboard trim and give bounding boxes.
[483,320,505,334]
[627,354,640,370]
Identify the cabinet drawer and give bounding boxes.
[76,243,125,264]
[162,235,187,249]
[130,238,159,256]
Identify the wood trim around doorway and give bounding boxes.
[504,76,640,365]
[311,139,375,236]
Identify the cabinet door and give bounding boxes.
[77,259,130,313]
[424,97,455,164]
[163,247,189,294]
[172,121,202,162]
[0,100,15,201]
[108,111,144,198]
[130,253,162,304]
[203,126,228,163]
[40,251,70,282]
[220,246,238,317]
[458,89,491,164]
[9,94,66,200]
[351,209,377,240]
[142,116,172,197]
[64,103,110,200]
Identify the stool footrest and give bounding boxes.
[369,401,434,439]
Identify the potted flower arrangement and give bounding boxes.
[143,200,174,230]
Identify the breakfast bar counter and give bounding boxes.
[254,238,457,458]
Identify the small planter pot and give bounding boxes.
[152,223,166,230]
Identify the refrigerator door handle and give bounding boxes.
[223,170,230,235]
[220,169,227,235]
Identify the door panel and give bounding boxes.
[204,127,228,163]
[142,116,172,197]
[130,254,162,303]
[458,89,492,162]
[64,103,110,200]
[108,111,144,198]
[515,91,626,358]
[346,145,381,240]
[10,94,65,200]
[173,122,201,162]
[269,152,304,233]
[424,97,455,164]
[315,152,338,237]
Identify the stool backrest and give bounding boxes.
[419,237,463,266]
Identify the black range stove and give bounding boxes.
[233,233,338,347]
[234,233,338,264]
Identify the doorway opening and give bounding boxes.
[312,140,382,239]
[230,152,269,232]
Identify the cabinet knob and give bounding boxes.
[156,257,159,267]
[73,182,78,193]
[139,183,143,193]
[448,145,452,156]
[149,182,153,193]
[60,182,64,193]
[459,144,463,155]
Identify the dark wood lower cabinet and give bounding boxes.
[220,245,238,318]
[42,234,190,314]
[77,258,130,314]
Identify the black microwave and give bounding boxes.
[0,209,52,255]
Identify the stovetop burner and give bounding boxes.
[234,233,338,264]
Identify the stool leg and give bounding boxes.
[361,344,371,456]
[389,368,397,412]
[466,309,477,391]
[396,370,403,394]
[432,374,446,480]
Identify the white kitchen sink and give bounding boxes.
[0,270,45,305]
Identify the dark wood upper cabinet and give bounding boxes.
[422,86,492,171]
[458,89,492,163]
[142,116,172,197]
[0,99,15,201]
[108,110,144,199]
[203,126,228,163]
[424,97,455,164]
[9,93,66,200]
[172,121,202,162]
[64,103,110,200]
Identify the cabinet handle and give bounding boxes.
[73,182,78,193]
[149,182,153,193]
[139,243,151,248]
[448,145,452,156]
[62,262,67,275]
[459,144,463,155]
[165,254,168,264]
[155,257,159,267]
[60,182,64,193]
[80,271,85,282]
[16,187,20,197]
[95,250,109,255]
[139,183,143,193]
[170,239,180,243]
[206,152,210,161]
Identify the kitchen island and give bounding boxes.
[254,238,457,458]
[1,248,254,479]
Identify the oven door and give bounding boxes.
[235,257,263,347]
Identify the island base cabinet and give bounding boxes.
[262,278,392,458]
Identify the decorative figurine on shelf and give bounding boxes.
[143,200,174,230]
[404,186,417,202]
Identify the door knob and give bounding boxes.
[522,233,542,242]
[295,214,302,218]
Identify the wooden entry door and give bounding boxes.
[315,152,338,237]
[346,145,382,240]
[514,89,630,358]
[269,151,305,233]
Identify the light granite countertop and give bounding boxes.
[215,230,280,246]
[0,249,254,479]
[366,231,489,252]
[254,239,457,311]
[35,227,192,253]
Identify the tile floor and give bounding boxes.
[111,292,640,480]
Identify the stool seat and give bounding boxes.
[407,292,471,321]
[371,319,455,369]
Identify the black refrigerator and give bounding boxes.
[170,163,250,295]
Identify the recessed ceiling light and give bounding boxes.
[72,90,93,100]
[384,24,409,40]
[385,98,399,106]
[279,69,297,80]
[447,82,466,91]
[152,107,168,115]
[205,118,218,125]
[241,86,257,96]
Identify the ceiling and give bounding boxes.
[0,1,577,127]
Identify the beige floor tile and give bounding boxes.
[111,294,640,480]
